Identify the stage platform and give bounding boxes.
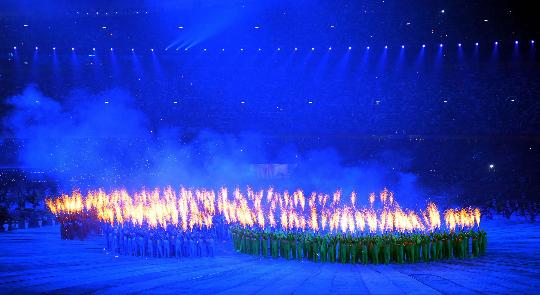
[1,219,539,294]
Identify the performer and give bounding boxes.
[430,234,437,261]
[350,236,357,264]
[175,231,182,258]
[108,228,114,252]
[138,231,144,257]
[182,233,188,257]
[289,232,296,260]
[112,228,119,255]
[414,234,422,262]
[164,233,170,258]
[395,236,404,264]
[148,232,154,258]
[320,234,328,263]
[127,229,133,256]
[361,239,368,264]
[304,234,311,261]
[339,234,347,263]
[135,231,141,256]
[206,234,214,257]
[471,231,479,257]
[104,223,111,251]
[123,230,129,255]
[271,232,279,259]
[479,230,487,255]
[156,233,163,258]
[261,230,269,258]
[422,235,430,261]
[283,233,290,260]
[437,235,443,260]
[328,235,337,263]
[312,234,319,262]
[295,233,302,261]
[382,236,391,264]
[372,236,381,264]
[197,232,203,257]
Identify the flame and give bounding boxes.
[46,187,481,235]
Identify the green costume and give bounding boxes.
[339,235,347,263]
[271,234,279,258]
[350,237,358,264]
[296,233,303,260]
[422,237,430,262]
[304,235,311,260]
[383,238,391,264]
[361,240,368,264]
[319,236,328,262]
[262,231,268,257]
[329,236,336,263]
[290,233,296,260]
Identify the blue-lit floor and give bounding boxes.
[1,219,539,294]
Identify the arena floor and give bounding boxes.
[1,219,539,294]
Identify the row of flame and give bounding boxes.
[46,187,481,234]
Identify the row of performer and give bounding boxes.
[104,226,216,258]
[231,227,487,264]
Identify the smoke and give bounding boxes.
[2,85,426,206]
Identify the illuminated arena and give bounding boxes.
[1,1,539,294]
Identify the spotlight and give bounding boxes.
[532,40,535,44]
[203,48,207,51]
[110,48,113,51]
[401,45,404,49]
[439,44,443,48]
[366,46,370,50]
[240,48,243,51]
[277,47,280,51]
[348,46,352,50]
[489,164,494,169]
[475,42,479,46]
[515,40,519,45]
[311,47,315,51]
[150,48,154,52]
[131,48,135,52]
[35,46,38,50]
[422,44,426,48]
[384,45,388,49]
[495,41,498,45]
[294,47,298,51]
[72,47,75,51]
[328,47,332,50]
[93,47,96,51]
[53,47,56,50]
[13,46,16,50]
[458,43,462,47]
[222,48,225,51]
[258,48,262,51]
